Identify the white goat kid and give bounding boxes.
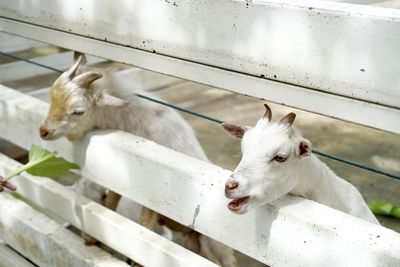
[222,104,379,224]
[40,54,238,267]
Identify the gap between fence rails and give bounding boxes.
[1,50,399,181]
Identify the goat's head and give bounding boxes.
[222,104,311,214]
[40,55,128,141]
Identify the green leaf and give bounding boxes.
[368,201,393,216]
[26,157,79,177]
[26,145,79,177]
[390,206,400,219]
[5,144,79,181]
[29,143,53,162]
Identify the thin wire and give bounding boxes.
[134,96,400,180]
[2,50,399,180]
[0,51,63,73]
[312,150,400,180]
[135,94,224,124]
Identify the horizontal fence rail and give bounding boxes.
[0,31,42,53]
[1,49,398,181]
[0,188,130,267]
[0,51,105,83]
[0,243,36,267]
[1,85,400,267]
[0,153,217,267]
[1,0,400,133]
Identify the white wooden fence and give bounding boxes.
[0,1,400,266]
[1,0,400,133]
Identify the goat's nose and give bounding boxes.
[225,181,239,192]
[39,126,49,139]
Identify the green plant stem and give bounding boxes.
[4,152,57,181]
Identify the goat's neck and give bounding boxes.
[290,155,348,208]
[93,97,149,132]
[289,154,380,224]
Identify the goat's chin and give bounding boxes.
[65,129,87,141]
[42,131,64,141]
[229,206,250,215]
[66,133,83,141]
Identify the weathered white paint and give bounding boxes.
[2,0,400,107]
[0,31,44,53]
[1,85,400,267]
[0,243,36,267]
[0,51,105,83]
[0,192,129,267]
[115,67,182,91]
[1,18,399,134]
[372,0,400,8]
[0,153,218,267]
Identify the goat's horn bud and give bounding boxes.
[74,52,87,65]
[65,55,84,79]
[280,112,296,126]
[73,72,103,87]
[263,104,272,121]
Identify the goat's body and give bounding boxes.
[67,67,208,160]
[94,93,208,160]
[291,154,379,224]
[73,67,208,211]
[69,67,237,266]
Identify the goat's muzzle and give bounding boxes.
[225,180,239,195]
[39,126,50,140]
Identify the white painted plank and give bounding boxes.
[0,51,106,83]
[27,67,182,103]
[0,193,129,267]
[0,0,399,108]
[117,68,182,90]
[372,0,400,8]
[27,87,51,102]
[0,31,44,53]
[1,18,399,134]
[0,153,217,267]
[324,0,383,4]
[0,243,36,267]
[1,86,399,267]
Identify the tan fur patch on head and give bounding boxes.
[48,83,73,118]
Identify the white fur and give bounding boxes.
[223,107,379,225]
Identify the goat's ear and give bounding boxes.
[65,55,84,79]
[280,112,296,127]
[262,104,272,121]
[73,72,103,87]
[96,93,130,108]
[296,138,311,158]
[222,123,248,139]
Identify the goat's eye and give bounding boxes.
[273,155,287,162]
[71,110,85,115]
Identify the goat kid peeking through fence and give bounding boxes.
[223,104,379,225]
[40,53,238,267]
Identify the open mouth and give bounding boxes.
[227,196,250,211]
